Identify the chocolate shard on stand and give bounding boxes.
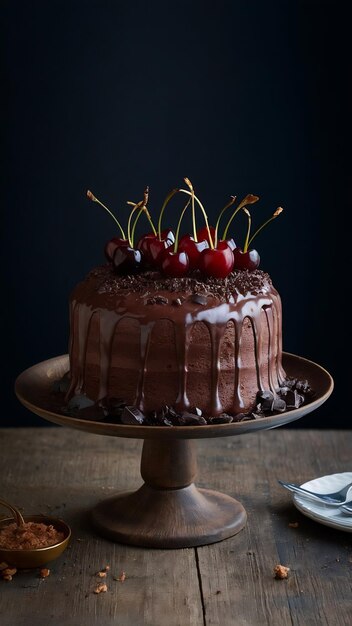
[178,412,207,426]
[256,390,274,412]
[121,406,145,425]
[278,387,304,409]
[209,414,233,424]
[271,397,286,412]
[295,379,312,395]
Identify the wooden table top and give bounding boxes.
[0,427,351,626]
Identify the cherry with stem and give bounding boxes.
[160,199,191,277]
[233,206,283,270]
[178,186,214,248]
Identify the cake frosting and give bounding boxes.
[66,265,286,418]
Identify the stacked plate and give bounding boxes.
[292,472,352,532]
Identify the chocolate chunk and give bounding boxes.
[99,397,126,419]
[250,412,263,419]
[295,379,312,394]
[234,412,254,421]
[155,296,168,305]
[278,388,303,408]
[66,394,95,411]
[121,406,145,425]
[166,406,179,419]
[209,414,233,424]
[256,390,274,411]
[283,377,297,390]
[161,417,173,427]
[257,390,274,402]
[293,390,305,408]
[271,398,286,412]
[178,412,207,425]
[102,397,126,410]
[191,294,208,306]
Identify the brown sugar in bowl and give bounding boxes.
[0,515,71,569]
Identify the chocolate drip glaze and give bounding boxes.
[66,266,285,417]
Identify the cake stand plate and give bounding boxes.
[15,353,333,548]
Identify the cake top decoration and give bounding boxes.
[86,179,283,279]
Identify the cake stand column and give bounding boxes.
[91,438,247,548]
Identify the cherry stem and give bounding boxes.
[214,195,236,247]
[157,188,179,240]
[184,177,197,242]
[179,189,214,249]
[243,208,252,253]
[222,194,259,241]
[174,199,191,252]
[126,187,151,247]
[87,190,126,239]
[130,204,157,245]
[126,203,143,246]
[248,207,283,247]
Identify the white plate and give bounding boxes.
[293,472,352,532]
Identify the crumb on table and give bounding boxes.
[274,564,290,579]
[40,568,50,578]
[1,567,17,581]
[94,583,108,594]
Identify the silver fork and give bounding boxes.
[278,479,352,505]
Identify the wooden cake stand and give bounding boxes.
[15,352,333,549]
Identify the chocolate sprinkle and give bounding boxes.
[85,265,273,303]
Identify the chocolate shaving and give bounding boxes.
[86,265,273,303]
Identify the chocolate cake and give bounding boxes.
[66,266,286,421]
[61,183,311,425]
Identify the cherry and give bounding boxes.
[160,250,189,277]
[198,241,234,279]
[178,235,209,270]
[104,237,129,262]
[137,229,175,269]
[233,247,260,270]
[113,246,143,274]
[148,235,174,264]
[136,233,155,263]
[197,225,216,245]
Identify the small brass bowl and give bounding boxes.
[0,515,71,569]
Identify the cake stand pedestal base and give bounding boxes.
[91,438,247,548]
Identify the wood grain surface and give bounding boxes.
[0,427,352,626]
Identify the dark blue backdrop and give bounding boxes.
[1,0,350,427]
